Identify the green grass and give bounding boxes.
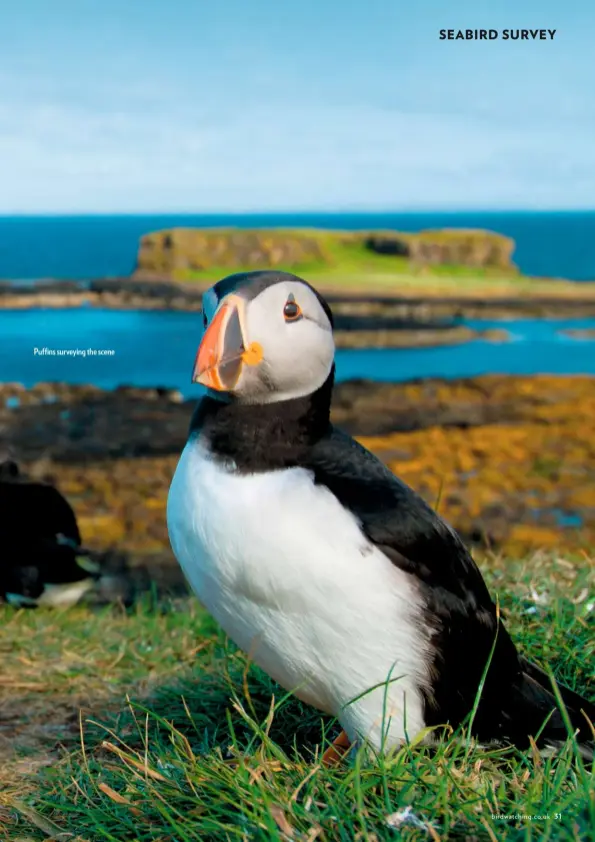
[159,229,595,298]
[1,554,594,841]
[179,232,520,293]
[182,260,592,299]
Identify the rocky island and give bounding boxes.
[133,226,517,281]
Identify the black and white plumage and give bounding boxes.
[167,270,595,758]
[0,460,102,607]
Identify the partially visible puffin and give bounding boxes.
[0,459,102,607]
[167,270,595,761]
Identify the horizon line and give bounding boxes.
[1,207,595,218]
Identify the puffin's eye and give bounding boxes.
[283,298,302,322]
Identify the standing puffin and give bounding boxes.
[0,459,103,607]
[167,270,594,762]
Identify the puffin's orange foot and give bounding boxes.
[321,729,352,767]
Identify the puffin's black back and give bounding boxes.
[0,467,90,602]
[0,476,81,547]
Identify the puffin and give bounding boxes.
[167,270,595,763]
[0,459,103,607]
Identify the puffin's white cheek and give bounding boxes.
[305,332,334,377]
[235,359,267,397]
[276,342,332,395]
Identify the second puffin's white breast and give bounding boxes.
[167,438,432,748]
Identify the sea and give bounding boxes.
[1,210,595,281]
[2,309,595,396]
[1,211,595,391]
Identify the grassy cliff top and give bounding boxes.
[132,226,594,298]
[132,227,522,293]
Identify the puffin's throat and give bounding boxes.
[189,367,335,473]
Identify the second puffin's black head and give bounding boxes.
[192,271,335,405]
[0,457,19,480]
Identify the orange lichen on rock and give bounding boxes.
[3,375,593,560]
[358,404,595,554]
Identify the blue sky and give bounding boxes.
[0,0,593,212]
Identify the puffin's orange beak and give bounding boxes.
[192,295,263,391]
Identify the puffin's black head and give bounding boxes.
[0,457,19,480]
[193,271,335,404]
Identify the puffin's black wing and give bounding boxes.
[307,427,595,749]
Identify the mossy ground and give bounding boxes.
[0,554,593,841]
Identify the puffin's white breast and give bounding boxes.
[166,438,432,748]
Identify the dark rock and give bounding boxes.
[364,235,410,256]
[560,328,595,340]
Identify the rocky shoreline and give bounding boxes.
[561,328,595,340]
[3,277,595,320]
[3,277,595,350]
[1,375,593,596]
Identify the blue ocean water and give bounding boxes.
[2,308,594,397]
[1,211,595,281]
